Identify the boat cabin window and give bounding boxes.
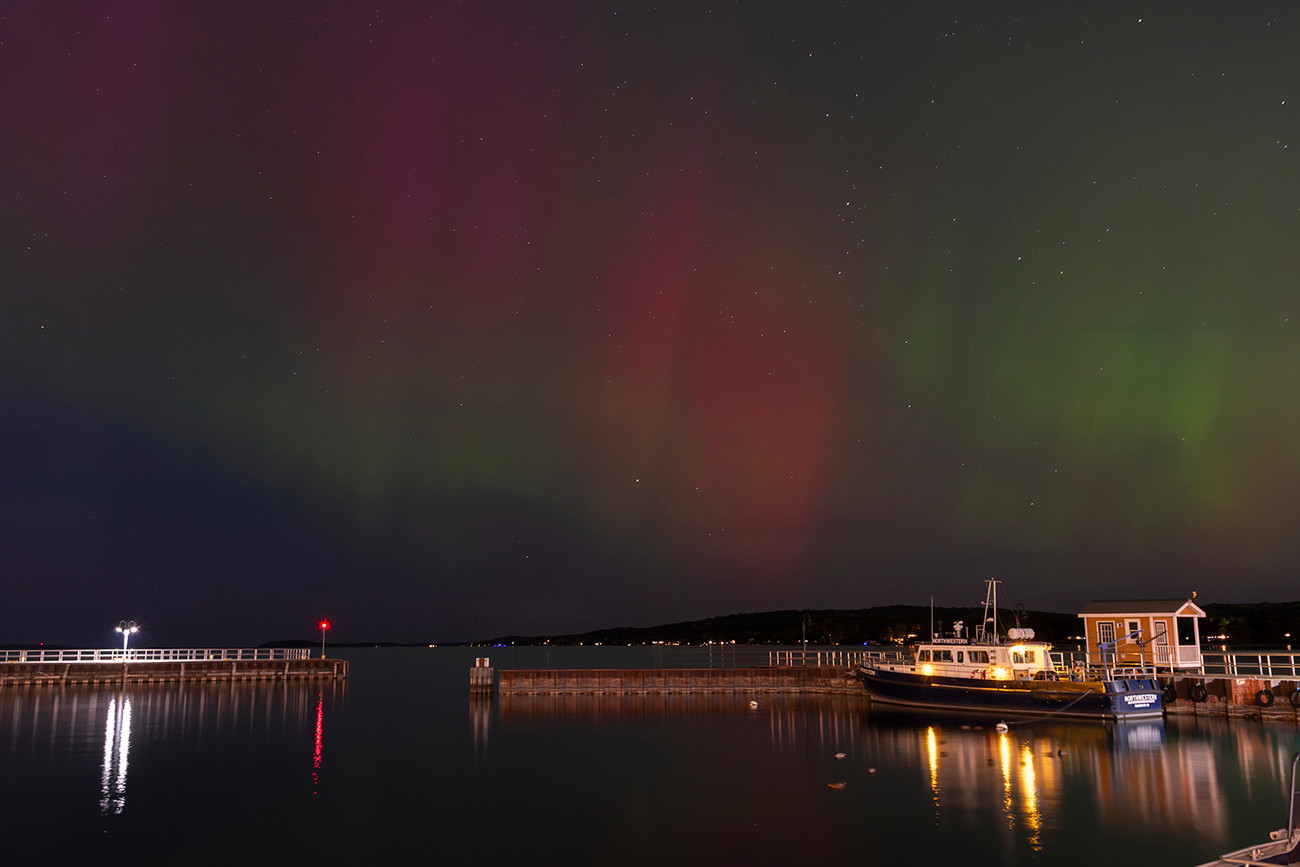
[1011,650,1036,664]
[917,650,930,662]
[956,651,964,663]
[932,649,954,662]
[968,650,989,664]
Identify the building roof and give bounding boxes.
[1077,598,1206,617]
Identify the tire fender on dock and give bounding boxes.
[1290,689,1300,709]
[1189,683,1209,702]
[1255,689,1274,708]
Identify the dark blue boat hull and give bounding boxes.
[857,667,1163,720]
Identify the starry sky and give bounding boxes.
[4,3,1300,647]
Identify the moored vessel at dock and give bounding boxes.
[853,580,1163,720]
[1195,752,1300,866]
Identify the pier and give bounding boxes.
[471,648,1300,721]
[487,665,863,696]
[1,648,348,686]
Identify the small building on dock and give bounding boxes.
[1078,597,1206,671]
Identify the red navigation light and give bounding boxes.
[319,620,330,631]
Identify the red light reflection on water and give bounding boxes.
[313,692,324,794]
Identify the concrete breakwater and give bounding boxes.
[1,658,348,686]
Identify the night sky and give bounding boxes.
[5,3,1300,647]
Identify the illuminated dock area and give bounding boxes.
[1,648,347,685]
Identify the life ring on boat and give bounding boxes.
[1290,689,1300,709]
[1189,684,1209,702]
[1255,689,1274,708]
[1162,685,1177,704]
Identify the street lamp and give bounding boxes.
[115,621,138,655]
[318,619,330,659]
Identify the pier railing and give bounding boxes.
[1200,651,1300,678]
[0,648,312,664]
[768,649,905,668]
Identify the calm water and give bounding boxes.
[3,647,1299,865]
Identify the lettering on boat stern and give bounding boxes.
[1122,693,1159,709]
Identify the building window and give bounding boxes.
[1098,621,1116,645]
[1177,616,1197,645]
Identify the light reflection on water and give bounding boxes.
[99,693,131,815]
[1,648,1298,866]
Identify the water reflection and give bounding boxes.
[495,692,1298,854]
[100,693,131,815]
[312,692,324,795]
[1,678,347,813]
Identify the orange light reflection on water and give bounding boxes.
[1021,743,1042,850]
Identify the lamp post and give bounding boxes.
[318,619,330,659]
[115,621,138,657]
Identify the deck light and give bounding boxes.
[115,621,138,654]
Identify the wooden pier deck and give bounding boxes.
[1,657,348,686]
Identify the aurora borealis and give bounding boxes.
[4,3,1300,645]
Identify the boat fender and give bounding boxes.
[1162,685,1177,704]
[1255,689,1274,708]
[1189,684,1209,702]
[1290,689,1300,709]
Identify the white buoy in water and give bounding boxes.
[995,722,1009,732]
[833,752,846,759]
[749,700,758,709]
[828,782,847,790]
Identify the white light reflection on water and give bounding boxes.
[99,693,131,815]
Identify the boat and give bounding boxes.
[852,579,1164,720]
[1195,752,1300,866]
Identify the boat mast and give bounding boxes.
[980,578,1001,646]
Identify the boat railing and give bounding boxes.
[1289,752,1299,844]
[0,648,312,664]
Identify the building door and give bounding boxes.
[1153,619,1171,666]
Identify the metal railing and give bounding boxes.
[768,649,905,667]
[767,646,1300,680]
[1201,652,1300,678]
[0,648,312,664]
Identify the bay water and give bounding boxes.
[3,646,1298,865]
